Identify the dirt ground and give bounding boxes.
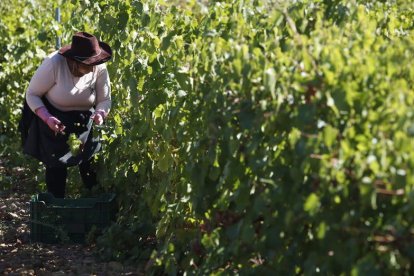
[0,164,143,275]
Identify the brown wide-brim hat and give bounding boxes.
[58,32,112,66]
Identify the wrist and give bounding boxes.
[95,109,107,118]
[35,106,52,123]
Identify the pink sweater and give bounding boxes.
[26,51,111,113]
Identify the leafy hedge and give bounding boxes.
[2,0,414,274]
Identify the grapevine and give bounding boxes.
[1,0,414,274]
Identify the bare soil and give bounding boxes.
[0,163,143,275]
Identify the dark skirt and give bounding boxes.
[18,97,101,167]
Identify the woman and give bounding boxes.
[19,32,112,198]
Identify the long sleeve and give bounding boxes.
[26,56,56,112]
[94,64,111,114]
[26,51,111,112]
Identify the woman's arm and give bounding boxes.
[92,64,111,124]
[26,55,65,133]
[26,56,56,112]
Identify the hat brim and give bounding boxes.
[58,41,112,66]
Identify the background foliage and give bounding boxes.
[2,0,414,274]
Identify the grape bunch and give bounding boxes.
[67,133,82,156]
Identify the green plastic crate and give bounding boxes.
[30,192,116,243]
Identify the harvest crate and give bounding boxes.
[30,193,116,243]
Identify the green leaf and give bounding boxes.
[264,68,277,99]
[323,125,339,149]
[317,222,327,239]
[304,193,320,215]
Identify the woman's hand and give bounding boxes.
[45,117,66,133]
[91,110,106,125]
[35,106,66,133]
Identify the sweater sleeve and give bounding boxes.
[26,56,56,112]
[94,64,111,114]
